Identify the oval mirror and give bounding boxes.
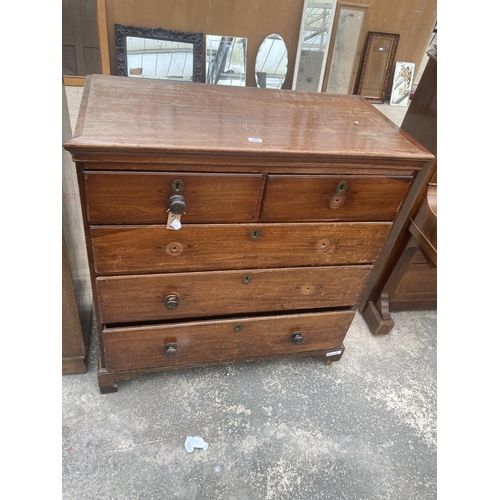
[255,34,288,89]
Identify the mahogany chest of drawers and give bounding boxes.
[64,75,434,393]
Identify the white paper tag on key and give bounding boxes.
[167,212,182,230]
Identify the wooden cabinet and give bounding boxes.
[64,75,433,393]
[360,49,437,335]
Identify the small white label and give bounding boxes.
[248,137,262,143]
[326,350,342,357]
[167,212,182,230]
[170,218,182,230]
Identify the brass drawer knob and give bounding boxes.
[164,342,178,358]
[164,292,180,310]
[168,194,187,215]
[291,331,305,345]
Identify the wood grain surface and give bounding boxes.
[262,175,412,221]
[96,265,373,323]
[102,310,355,371]
[64,75,434,162]
[90,222,392,275]
[85,171,263,223]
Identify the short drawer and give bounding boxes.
[261,175,412,221]
[91,222,392,275]
[84,171,263,223]
[96,265,373,324]
[102,310,355,371]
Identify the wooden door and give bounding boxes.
[62,0,102,82]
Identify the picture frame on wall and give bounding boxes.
[390,61,415,106]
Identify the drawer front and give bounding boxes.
[97,265,373,324]
[102,310,355,371]
[85,171,263,223]
[91,222,392,274]
[261,175,412,221]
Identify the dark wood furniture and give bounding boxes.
[360,48,437,335]
[64,74,433,393]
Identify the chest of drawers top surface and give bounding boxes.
[65,75,433,165]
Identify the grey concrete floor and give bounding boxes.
[62,311,436,500]
[62,86,435,499]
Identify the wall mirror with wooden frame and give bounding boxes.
[355,31,400,103]
[255,34,288,89]
[292,0,336,92]
[205,35,247,86]
[322,2,369,95]
[115,24,203,82]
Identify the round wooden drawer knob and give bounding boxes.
[329,194,346,209]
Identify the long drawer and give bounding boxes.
[90,222,392,274]
[97,265,372,324]
[84,171,263,223]
[102,310,355,371]
[261,175,412,221]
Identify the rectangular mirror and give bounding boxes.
[115,24,203,82]
[292,0,336,92]
[323,3,368,94]
[206,35,247,86]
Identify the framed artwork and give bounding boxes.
[390,61,415,106]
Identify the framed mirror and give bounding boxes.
[255,34,288,89]
[206,35,247,86]
[292,0,336,92]
[115,24,203,82]
[355,32,400,103]
[322,2,369,94]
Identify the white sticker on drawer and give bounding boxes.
[167,212,182,230]
[326,350,342,357]
[248,137,262,143]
